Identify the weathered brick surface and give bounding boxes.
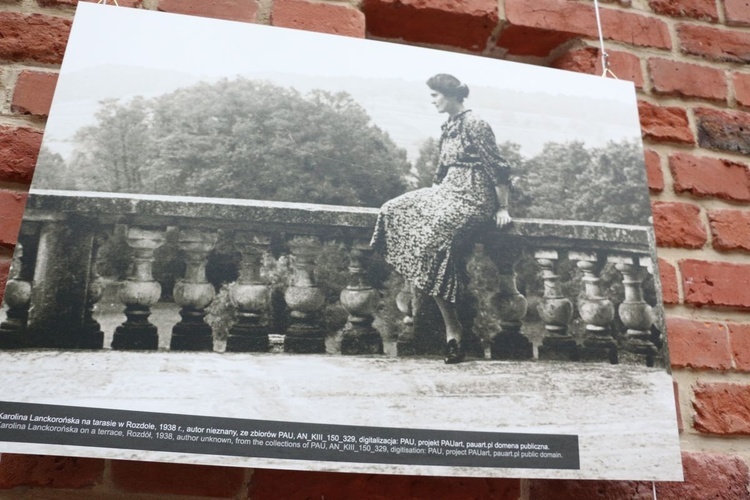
[728,323,750,372]
[658,258,679,304]
[648,0,718,21]
[669,152,750,201]
[0,255,9,302]
[678,24,750,62]
[643,149,664,192]
[666,318,732,370]
[693,383,750,434]
[110,460,244,497]
[637,101,694,144]
[250,469,520,499]
[272,0,365,38]
[551,47,643,87]
[651,201,707,248]
[649,58,727,101]
[362,0,498,52]
[504,0,671,49]
[496,25,573,57]
[733,72,750,108]
[725,0,750,26]
[708,209,750,252]
[528,479,653,499]
[657,452,750,499]
[37,0,141,6]
[0,126,43,185]
[0,454,104,489]
[681,259,750,309]
[158,0,258,23]
[0,13,71,64]
[11,70,58,117]
[695,107,750,155]
[0,190,28,247]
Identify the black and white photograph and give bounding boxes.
[0,3,682,480]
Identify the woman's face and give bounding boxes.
[430,90,458,114]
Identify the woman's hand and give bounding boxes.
[495,208,512,228]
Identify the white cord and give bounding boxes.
[652,481,657,499]
[592,0,617,78]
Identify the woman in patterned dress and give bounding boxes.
[371,74,512,364]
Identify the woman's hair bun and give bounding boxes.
[427,74,470,102]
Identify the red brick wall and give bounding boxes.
[1,0,749,497]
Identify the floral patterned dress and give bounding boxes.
[371,110,511,303]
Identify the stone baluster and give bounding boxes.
[395,281,417,356]
[284,236,326,353]
[340,239,382,355]
[535,250,578,361]
[227,232,271,352]
[0,227,38,348]
[111,226,165,350]
[610,255,657,367]
[170,229,219,351]
[570,251,617,364]
[488,246,532,360]
[80,231,108,349]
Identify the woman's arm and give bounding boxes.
[494,183,512,228]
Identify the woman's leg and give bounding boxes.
[434,296,465,363]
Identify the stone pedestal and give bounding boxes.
[571,252,617,364]
[395,282,417,356]
[112,227,165,350]
[340,240,382,355]
[227,233,271,352]
[284,236,326,354]
[170,229,218,351]
[0,233,37,349]
[535,250,578,362]
[611,255,657,367]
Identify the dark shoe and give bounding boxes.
[444,339,465,364]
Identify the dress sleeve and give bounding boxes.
[464,116,511,186]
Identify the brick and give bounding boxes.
[551,47,643,88]
[696,107,750,155]
[110,460,244,497]
[362,0,498,52]
[666,318,732,370]
[681,259,750,309]
[0,126,43,184]
[528,479,653,499]
[669,152,750,202]
[0,454,104,489]
[678,24,750,63]
[657,452,750,499]
[272,0,365,38]
[728,323,750,371]
[496,25,573,57]
[0,255,9,302]
[732,72,750,108]
[504,0,671,50]
[708,209,750,252]
[643,149,664,192]
[649,58,727,101]
[37,0,141,6]
[11,71,59,117]
[725,0,750,26]
[0,13,71,64]
[250,469,521,499]
[648,0,718,21]
[658,258,679,304]
[0,190,28,247]
[158,0,258,23]
[637,101,694,144]
[652,201,707,249]
[693,382,750,434]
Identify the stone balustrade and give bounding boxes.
[0,190,662,366]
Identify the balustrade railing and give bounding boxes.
[0,190,662,366]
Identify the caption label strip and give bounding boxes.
[0,401,579,469]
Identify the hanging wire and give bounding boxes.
[592,0,618,79]
[97,0,120,5]
[652,481,658,499]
